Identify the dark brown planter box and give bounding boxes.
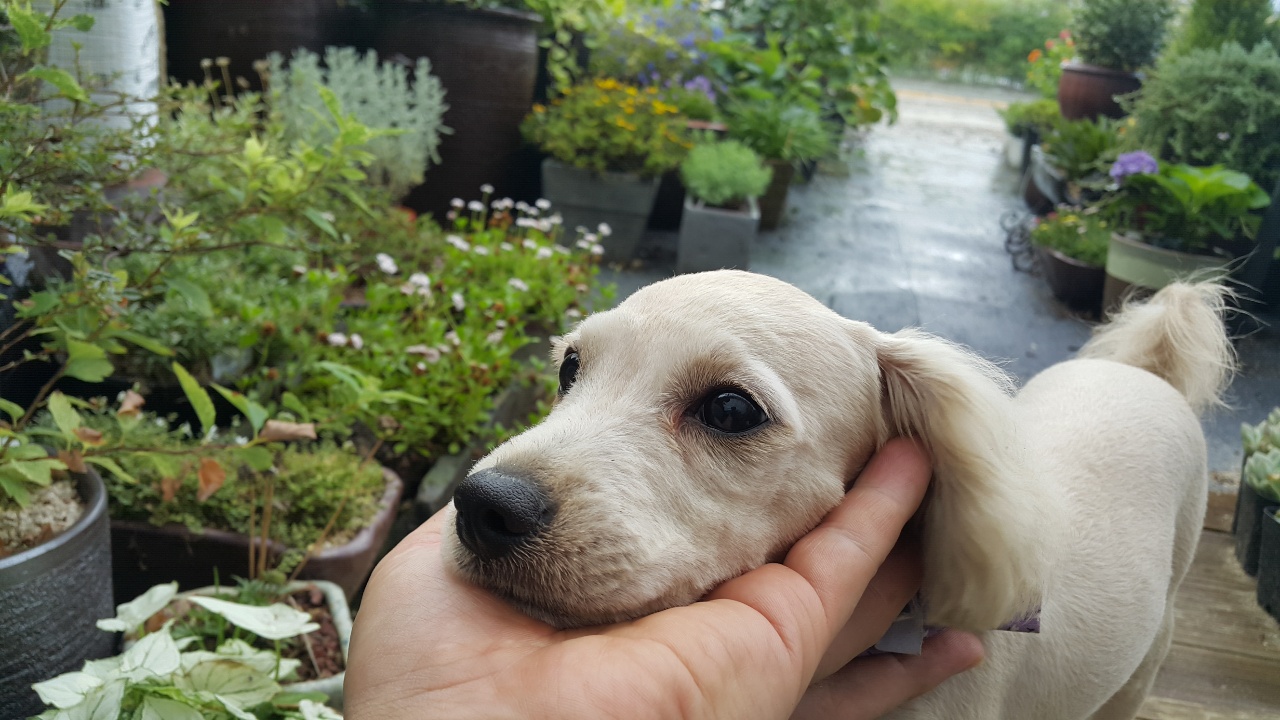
[110,468,403,603]
[1035,246,1104,316]
[1057,62,1142,122]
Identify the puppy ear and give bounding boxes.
[876,329,1050,632]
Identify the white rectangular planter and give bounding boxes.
[541,158,660,264]
[677,196,759,274]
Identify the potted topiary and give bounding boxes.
[1100,152,1271,312]
[521,78,692,263]
[1029,207,1110,314]
[676,141,772,274]
[724,99,833,231]
[1059,0,1175,120]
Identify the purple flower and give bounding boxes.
[1110,151,1159,181]
[679,33,697,49]
[712,27,724,41]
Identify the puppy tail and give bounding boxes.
[1079,282,1236,414]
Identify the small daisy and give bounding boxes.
[452,292,466,311]
[473,245,490,256]
[467,200,485,212]
[375,253,398,275]
[450,198,465,208]
[446,210,458,221]
[536,247,553,260]
[566,308,583,319]
[445,330,461,346]
[508,277,530,292]
[598,223,612,236]
[500,242,515,252]
[590,244,605,256]
[523,239,538,250]
[291,264,308,276]
[486,330,505,344]
[554,244,571,255]
[327,332,348,347]
[548,213,563,225]
[409,272,431,288]
[446,235,471,252]
[480,183,495,194]
[350,334,364,350]
[536,198,552,210]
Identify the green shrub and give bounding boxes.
[1031,208,1112,267]
[999,98,1061,138]
[1165,0,1279,58]
[268,47,449,201]
[680,141,772,208]
[1126,41,1280,194]
[879,0,1071,81]
[724,99,832,163]
[1073,0,1177,70]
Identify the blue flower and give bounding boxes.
[1110,151,1159,181]
[712,27,724,41]
[679,33,697,49]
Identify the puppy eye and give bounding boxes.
[695,389,767,434]
[558,350,580,395]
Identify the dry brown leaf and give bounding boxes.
[259,420,317,443]
[73,427,104,446]
[58,449,87,474]
[197,458,226,502]
[160,476,181,503]
[117,390,146,417]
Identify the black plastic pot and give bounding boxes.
[1257,506,1280,620]
[1233,476,1275,576]
[0,470,115,718]
[1036,246,1105,316]
[759,160,796,231]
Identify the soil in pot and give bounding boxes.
[0,479,83,557]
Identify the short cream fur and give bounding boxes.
[443,270,1234,719]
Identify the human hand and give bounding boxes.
[344,439,984,720]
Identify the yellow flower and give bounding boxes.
[596,78,620,91]
[531,103,546,113]
[625,86,638,96]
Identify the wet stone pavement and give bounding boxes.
[606,78,1280,476]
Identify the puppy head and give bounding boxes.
[443,270,1050,631]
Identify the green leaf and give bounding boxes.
[138,696,202,720]
[280,392,310,421]
[21,66,90,102]
[146,452,185,479]
[0,397,25,422]
[7,6,51,52]
[0,472,32,507]
[47,392,82,436]
[240,446,274,472]
[302,208,339,240]
[211,385,267,433]
[67,14,96,32]
[166,278,213,317]
[64,340,114,382]
[271,692,330,707]
[171,363,216,436]
[112,329,175,357]
[11,458,65,486]
[96,582,179,633]
[187,596,319,640]
[85,456,137,484]
[8,443,53,460]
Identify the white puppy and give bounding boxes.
[443,270,1233,719]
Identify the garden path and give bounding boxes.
[608,77,1280,717]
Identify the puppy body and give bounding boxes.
[444,271,1231,718]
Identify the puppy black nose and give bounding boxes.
[453,468,553,560]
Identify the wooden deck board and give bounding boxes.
[1137,503,1280,719]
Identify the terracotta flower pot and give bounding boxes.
[1035,246,1105,315]
[1057,62,1142,121]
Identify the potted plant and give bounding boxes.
[998,98,1060,173]
[31,580,346,718]
[521,77,692,263]
[676,141,772,274]
[1025,115,1120,214]
[1029,207,1110,314]
[724,99,833,231]
[1100,152,1271,312]
[1235,410,1280,575]
[1058,0,1175,120]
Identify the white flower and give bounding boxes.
[500,242,515,252]
[536,247,553,260]
[446,210,458,221]
[445,330,461,346]
[291,264,308,276]
[590,244,605,256]
[576,238,593,250]
[407,345,442,363]
[409,272,431,288]
[496,319,508,329]
[554,244,570,255]
[536,198,552,210]
[446,235,471,252]
[234,435,249,446]
[566,308,582,319]
[350,334,364,350]
[326,333,348,347]
[522,239,538,250]
[473,245,490,256]
[486,330,505,344]
[452,292,466,311]
[549,213,563,225]
[1218,132,1231,141]
[537,219,553,233]
[597,223,612,236]
[516,201,531,212]
[516,217,535,228]
[416,361,428,372]
[450,198,465,208]
[508,277,530,292]
[480,183,495,194]
[500,198,515,210]
[320,211,336,223]
[376,253,399,275]
[468,200,485,212]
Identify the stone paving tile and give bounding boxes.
[606,78,1280,474]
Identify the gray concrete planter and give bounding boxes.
[0,470,115,719]
[677,196,759,274]
[541,158,660,264]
